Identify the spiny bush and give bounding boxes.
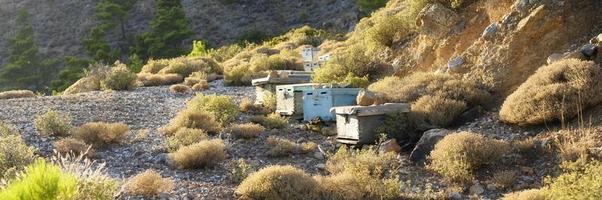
[544,159,602,199]
[165,128,208,152]
[100,61,138,91]
[225,123,265,139]
[0,90,36,100]
[236,165,321,200]
[191,81,209,91]
[161,110,221,135]
[53,138,94,157]
[501,189,545,200]
[411,95,467,128]
[266,136,316,157]
[0,159,77,200]
[168,139,227,169]
[138,73,183,86]
[34,109,72,136]
[0,135,35,180]
[428,132,510,183]
[500,59,602,126]
[260,113,288,129]
[187,94,240,125]
[53,152,119,200]
[169,84,192,94]
[72,122,129,147]
[122,169,174,197]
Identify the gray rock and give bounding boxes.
[447,57,464,72]
[416,3,460,38]
[469,183,485,195]
[482,22,500,41]
[454,106,484,125]
[580,44,598,60]
[449,192,462,200]
[409,129,451,164]
[378,139,401,154]
[313,151,325,160]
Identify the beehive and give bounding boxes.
[303,88,360,121]
[275,83,320,119]
[251,70,312,105]
[331,103,411,145]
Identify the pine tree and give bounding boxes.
[83,0,136,63]
[133,0,194,60]
[49,57,90,93]
[0,10,55,91]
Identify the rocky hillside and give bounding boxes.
[0,0,358,67]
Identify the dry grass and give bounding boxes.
[52,151,118,200]
[225,123,265,139]
[260,113,288,129]
[411,95,467,128]
[500,59,602,126]
[72,122,129,147]
[53,138,94,157]
[138,73,183,86]
[0,121,18,137]
[161,110,222,135]
[183,77,202,86]
[165,128,208,152]
[34,109,72,137]
[191,81,209,91]
[140,59,169,74]
[501,189,545,200]
[553,128,602,161]
[490,170,517,189]
[122,169,174,197]
[169,84,192,94]
[227,158,255,183]
[236,165,321,200]
[513,137,538,156]
[0,90,36,100]
[428,131,510,184]
[168,139,227,169]
[266,136,316,157]
[239,97,265,114]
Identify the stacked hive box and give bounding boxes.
[251,70,312,105]
[303,87,361,121]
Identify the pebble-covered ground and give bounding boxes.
[0,80,575,199]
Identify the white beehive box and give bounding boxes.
[331,103,411,145]
[275,83,320,119]
[303,88,361,121]
[251,70,312,105]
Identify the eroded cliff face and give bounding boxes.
[0,0,358,67]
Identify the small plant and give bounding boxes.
[161,110,222,135]
[428,132,510,183]
[227,158,255,183]
[490,170,517,189]
[168,139,227,169]
[169,84,192,94]
[225,123,265,139]
[261,92,277,113]
[34,109,72,136]
[0,159,77,200]
[239,98,264,113]
[122,169,174,197]
[236,165,321,200]
[100,61,137,91]
[266,136,316,157]
[0,134,35,180]
[165,128,208,152]
[53,138,94,157]
[260,113,288,129]
[187,94,240,125]
[72,122,129,147]
[0,90,37,100]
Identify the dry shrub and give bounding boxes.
[502,189,545,200]
[260,113,288,129]
[100,61,137,91]
[224,62,253,86]
[191,80,209,91]
[0,134,35,180]
[490,170,517,189]
[500,59,602,126]
[0,90,36,100]
[428,131,510,183]
[225,123,265,139]
[0,121,18,137]
[157,56,220,77]
[169,84,192,94]
[236,165,321,200]
[138,73,183,86]
[165,128,208,152]
[168,139,226,169]
[72,122,129,146]
[249,54,302,72]
[53,138,94,157]
[325,146,399,176]
[544,159,602,199]
[513,137,538,155]
[187,94,240,125]
[411,95,467,128]
[183,77,202,86]
[34,109,72,136]
[553,128,602,161]
[123,169,173,197]
[239,97,254,113]
[140,59,169,74]
[266,136,316,157]
[227,158,255,183]
[161,110,221,135]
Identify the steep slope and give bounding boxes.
[0,0,358,68]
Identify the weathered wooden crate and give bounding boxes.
[251,70,312,104]
[303,88,360,121]
[331,103,411,145]
[275,83,320,119]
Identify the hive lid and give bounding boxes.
[330,103,411,116]
[252,70,312,85]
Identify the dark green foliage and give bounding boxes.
[236,30,271,45]
[83,0,136,63]
[126,54,144,73]
[50,57,91,93]
[357,0,388,15]
[0,10,57,92]
[132,0,194,60]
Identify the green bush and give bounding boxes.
[165,128,208,152]
[0,134,35,180]
[544,159,602,199]
[0,159,77,200]
[34,109,72,136]
[187,94,240,125]
[100,62,137,91]
[357,0,388,15]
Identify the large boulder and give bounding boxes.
[409,129,451,164]
[416,3,461,39]
[63,77,100,95]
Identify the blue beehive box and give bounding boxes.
[303,88,361,121]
